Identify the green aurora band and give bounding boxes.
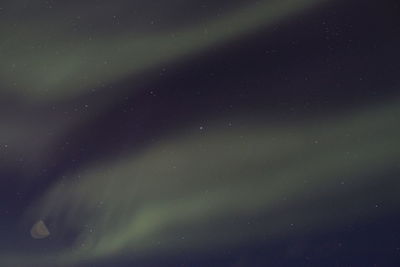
[1,95,399,266]
[2,0,400,266]
[0,0,329,102]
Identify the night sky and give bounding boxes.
[1,0,400,266]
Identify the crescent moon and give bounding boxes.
[30,220,50,239]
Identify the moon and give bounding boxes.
[30,220,50,239]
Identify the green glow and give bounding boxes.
[3,96,398,266]
[0,0,329,102]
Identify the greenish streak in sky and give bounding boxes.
[1,96,398,266]
[0,0,329,102]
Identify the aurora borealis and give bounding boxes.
[1,0,400,266]
[1,0,329,101]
